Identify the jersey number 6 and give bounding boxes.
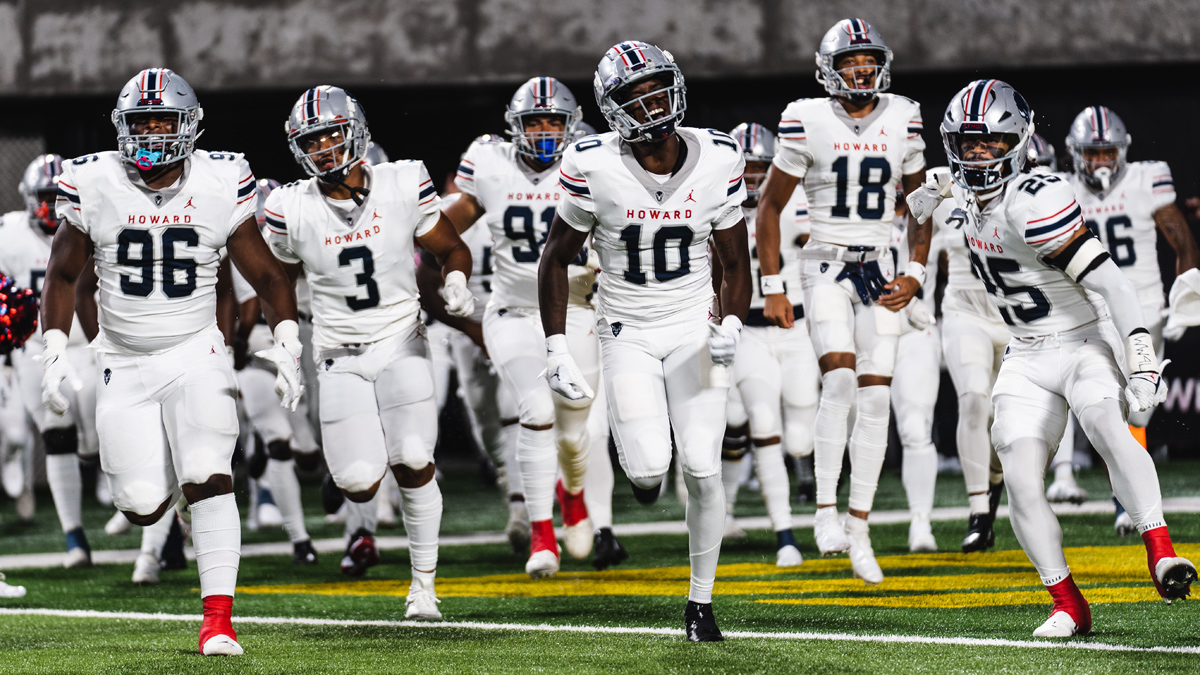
[116,227,199,298]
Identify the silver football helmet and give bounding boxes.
[112,68,203,170]
[505,77,582,163]
[574,121,597,140]
[594,41,686,143]
[941,79,1035,193]
[285,86,371,179]
[364,141,390,166]
[19,154,64,234]
[1028,133,1057,172]
[815,19,892,101]
[255,178,281,227]
[1066,106,1131,190]
[730,123,776,203]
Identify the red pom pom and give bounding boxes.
[0,273,39,355]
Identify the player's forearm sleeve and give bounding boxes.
[1078,256,1148,338]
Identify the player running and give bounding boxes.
[755,18,930,583]
[539,41,751,641]
[908,78,1195,637]
[264,85,474,618]
[44,68,303,655]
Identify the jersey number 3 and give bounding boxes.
[339,246,380,310]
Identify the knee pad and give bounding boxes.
[821,368,856,406]
[896,409,932,447]
[42,427,78,456]
[744,401,781,440]
[629,472,666,491]
[679,431,720,478]
[335,461,386,494]
[394,436,435,471]
[621,432,672,480]
[784,424,813,458]
[294,450,322,472]
[113,481,175,517]
[519,389,556,428]
[958,392,992,426]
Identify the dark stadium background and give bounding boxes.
[9,60,1200,461]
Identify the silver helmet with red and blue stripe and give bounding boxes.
[285,86,371,179]
[505,77,582,164]
[1028,133,1057,172]
[729,123,776,202]
[364,141,390,166]
[941,79,1035,193]
[816,19,893,102]
[594,41,686,143]
[19,154,64,234]
[1066,106,1130,191]
[112,68,203,170]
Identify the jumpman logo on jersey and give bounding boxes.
[371,209,382,220]
[993,226,1000,239]
[184,197,196,209]
[878,127,888,137]
[685,190,696,203]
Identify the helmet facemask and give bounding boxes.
[944,131,1029,193]
[1069,141,1128,191]
[817,47,892,102]
[603,72,687,144]
[508,111,577,164]
[743,161,771,207]
[289,121,368,181]
[114,108,202,170]
[29,189,58,235]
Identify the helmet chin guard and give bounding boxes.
[112,68,203,169]
[505,77,581,164]
[941,79,1035,193]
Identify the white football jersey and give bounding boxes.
[455,199,494,324]
[773,94,926,249]
[264,161,441,351]
[557,128,746,324]
[0,213,87,346]
[455,139,593,309]
[745,186,808,318]
[1062,161,1174,306]
[56,151,256,353]
[949,172,1101,338]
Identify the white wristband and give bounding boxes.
[272,319,299,345]
[721,315,743,333]
[42,328,69,357]
[760,274,785,296]
[444,270,467,288]
[905,262,927,287]
[546,333,569,357]
[1125,331,1158,373]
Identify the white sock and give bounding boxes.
[968,492,990,515]
[583,431,614,530]
[399,480,442,573]
[901,442,938,517]
[190,493,241,598]
[517,425,557,521]
[721,458,743,512]
[344,497,379,539]
[412,567,436,591]
[501,422,523,498]
[266,458,308,543]
[683,472,724,604]
[556,405,591,494]
[45,453,83,533]
[847,385,891,513]
[140,509,174,556]
[814,368,855,505]
[753,442,793,532]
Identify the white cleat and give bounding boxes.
[132,552,161,585]
[845,516,884,585]
[258,503,284,528]
[525,549,559,579]
[562,518,594,560]
[776,544,804,568]
[201,635,244,656]
[1032,610,1079,638]
[1154,556,1197,604]
[1046,479,1089,505]
[1,455,23,499]
[63,547,91,569]
[405,586,443,620]
[505,501,531,554]
[723,514,747,540]
[0,573,26,598]
[908,513,938,553]
[104,511,132,536]
[1114,511,1136,536]
[813,506,851,556]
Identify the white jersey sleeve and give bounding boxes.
[1020,176,1084,256]
[263,189,300,264]
[230,157,258,234]
[55,163,84,229]
[454,139,489,198]
[1147,161,1176,212]
[901,106,927,176]
[558,145,598,233]
[772,100,814,179]
[715,155,747,230]
[413,161,442,237]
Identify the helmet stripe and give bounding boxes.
[305,87,317,122]
[966,79,994,120]
[1091,106,1106,141]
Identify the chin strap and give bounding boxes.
[320,171,370,206]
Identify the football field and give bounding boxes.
[2,464,1199,674]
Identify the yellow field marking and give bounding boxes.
[238,543,1200,608]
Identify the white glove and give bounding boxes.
[906,167,954,225]
[1124,331,1168,412]
[254,319,305,412]
[441,270,476,318]
[905,298,936,331]
[707,315,742,367]
[544,334,594,401]
[36,329,82,416]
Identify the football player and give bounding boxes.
[755,18,930,583]
[909,78,1195,637]
[889,187,943,552]
[719,122,813,567]
[264,85,474,618]
[539,41,751,642]
[1050,107,1199,530]
[443,78,601,578]
[0,155,98,567]
[44,68,303,655]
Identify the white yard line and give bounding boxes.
[0,607,1197,655]
[3,497,1199,571]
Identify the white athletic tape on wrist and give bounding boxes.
[760,274,785,296]
[1125,331,1158,374]
[905,262,927,288]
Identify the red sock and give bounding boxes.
[530,519,559,556]
[1046,576,1091,634]
[199,595,236,652]
[1142,526,1178,596]
[555,479,589,527]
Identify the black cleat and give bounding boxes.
[961,513,996,553]
[631,481,662,505]
[684,601,724,642]
[160,516,187,571]
[340,528,379,577]
[321,473,345,515]
[592,528,630,570]
[988,480,1004,518]
[293,539,319,565]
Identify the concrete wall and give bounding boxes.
[3,0,1199,95]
